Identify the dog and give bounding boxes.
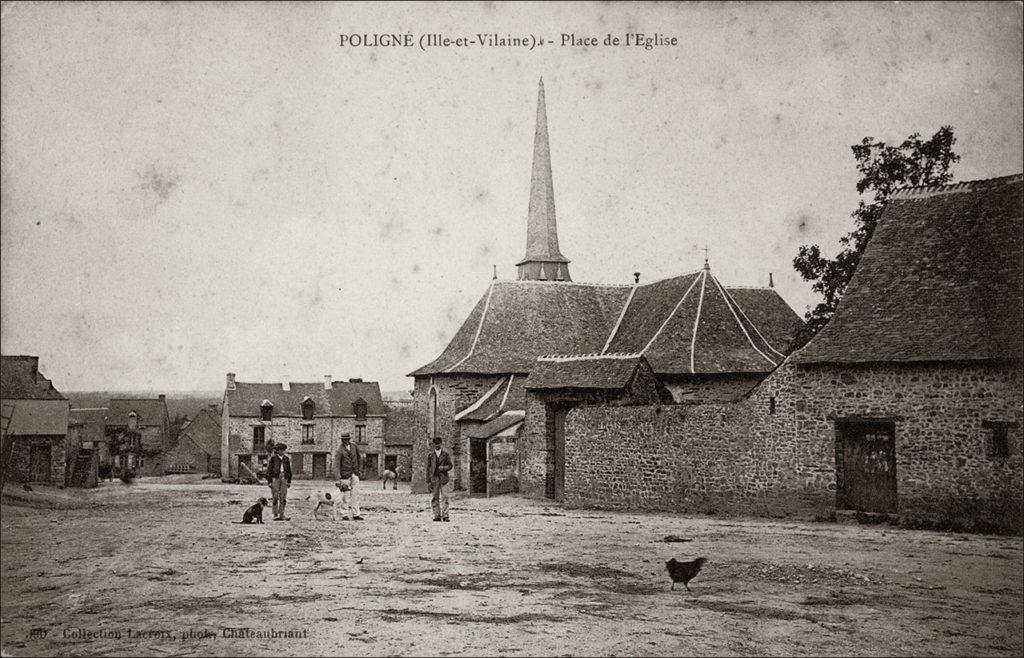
[306,482,350,520]
[234,497,269,524]
[382,467,399,490]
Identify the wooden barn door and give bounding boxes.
[29,444,51,483]
[545,404,569,501]
[839,421,897,513]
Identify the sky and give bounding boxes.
[1,1,1022,395]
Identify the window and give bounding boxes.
[260,401,273,421]
[302,425,314,444]
[983,421,1012,458]
[253,426,266,450]
[353,398,367,419]
[356,424,365,443]
[302,398,314,420]
[138,455,145,468]
[769,396,776,415]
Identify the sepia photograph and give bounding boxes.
[1,2,1022,656]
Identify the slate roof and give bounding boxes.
[411,272,803,377]
[68,407,108,444]
[226,381,387,418]
[0,356,66,401]
[456,375,527,422]
[526,354,648,390]
[384,402,417,446]
[794,174,1024,364]
[466,410,525,439]
[107,398,169,428]
[176,408,221,456]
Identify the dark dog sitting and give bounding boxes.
[666,557,706,591]
[234,497,269,524]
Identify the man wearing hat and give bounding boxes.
[337,434,364,520]
[427,436,453,522]
[267,442,292,521]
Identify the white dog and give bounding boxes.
[305,482,350,520]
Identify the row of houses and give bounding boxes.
[0,357,417,487]
[407,80,1023,532]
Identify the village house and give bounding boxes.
[165,404,221,475]
[0,355,70,486]
[221,374,386,481]
[563,174,1023,532]
[105,396,173,476]
[383,400,416,482]
[408,80,804,496]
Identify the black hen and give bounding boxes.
[666,557,706,591]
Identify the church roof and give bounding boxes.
[226,381,386,418]
[794,174,1023,364]
[454,375,526,422]
[410,272,803,377]
[526,354,649,390]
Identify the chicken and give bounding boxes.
[666,557,706,591]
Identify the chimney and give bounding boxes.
[158,394,166,401]
[349,378,363,383]
[324,376,332,390]
[633,271,641,284]
[226,373,236,390]
[282,380,290,391]
[768,272,774,288]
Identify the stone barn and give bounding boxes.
[0,355,69,486]
[105,396,173,476]
[563,174,1023,532]
[165,406,221,475]
[408,80,803,496]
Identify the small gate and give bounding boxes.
[839,421,897,513]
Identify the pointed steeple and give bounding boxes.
[517,78,571,282]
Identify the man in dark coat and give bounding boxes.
[337,434,363,520]
[267,442,292,520]
[427,436,453,522]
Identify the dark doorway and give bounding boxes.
[545,404,570,501]
[365,453,378,480]
[312,453,327,479]
[470,438,487,495]
[29,444,51,483]
[838,421,897,513]
[384,455,397,472]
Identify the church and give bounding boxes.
[408,80,804,497]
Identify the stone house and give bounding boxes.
[165,405,221,475]
[221,374,386,481]
[0,355,69,486]
[383,401,416,482]
[563,174,1023,532]
[408,81,803,496]
[67,407,110,487]
[105,396,173,476]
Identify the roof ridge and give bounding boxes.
[890,173,1023,200]
[536,352,643,362]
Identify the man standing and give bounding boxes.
[267,442,292,521]
[338,434,364,521]
[427,436,452,522]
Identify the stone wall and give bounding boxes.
[563,360,1024,532]
[662,373,762,403]
[411,374,505,493]
[8,435,67,485]
[224,415,385,479]
[488,434,519,495]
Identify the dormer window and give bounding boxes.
[353,398,367,419]
[301,397,315,420]
[127,411,138,431]
[260,400,273,421]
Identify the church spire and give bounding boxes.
[517,78,571,282]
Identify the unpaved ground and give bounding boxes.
[1,478,1021,657]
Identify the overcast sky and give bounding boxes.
[2,2,1021,394]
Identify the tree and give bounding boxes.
[792,126,960,345]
